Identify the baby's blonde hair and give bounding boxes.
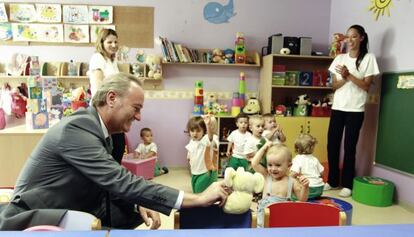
[294,134,317,154]
[249,115,263,127]
[267,144,292,163]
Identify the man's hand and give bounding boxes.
[198,180,230,207]
[138,206,161,229]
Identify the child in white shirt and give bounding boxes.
[186,115,219,193]
[244,115,265,161]
[290,134,324,199]
[226,113,251,171]
[262,113,286,144]
[134,128,168,176]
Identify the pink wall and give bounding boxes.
[329,0,414,206]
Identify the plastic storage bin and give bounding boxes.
[121,154,156,180]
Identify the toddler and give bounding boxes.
[226,112,251,171]
[186,115,219,193]
[134,128,168,176]
[252,142,309,227]
[262,113,286,144]
[244,115,265,161]
[291,134,324,199]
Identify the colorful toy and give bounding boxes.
[238,72,246,108]
[299,71,313,86]
[203,92,218,115]
[243,97,261,114]
[211,48,225,64]
[193,81,204,115]
[329,33,347,57]
[234,32,246,64]
[145,55,162,79]
[136,49,146,63]
[275,104,286,116]
[231,92,241,117]
[223,167,265,214]
[223,48,235,64]
[293,94,310,117]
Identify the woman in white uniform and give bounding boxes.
[325,25,379,197]
[89,29,125,164]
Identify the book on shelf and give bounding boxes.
[159,36,204,63]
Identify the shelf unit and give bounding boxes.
[0,62,163,90]
[259,54,334,163]
[259,54,334,114]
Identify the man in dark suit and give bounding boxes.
[0,73,229,230]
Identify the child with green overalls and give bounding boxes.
[186,115,218,193]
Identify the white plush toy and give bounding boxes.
[223,167,265,214]
[145,55,162,79]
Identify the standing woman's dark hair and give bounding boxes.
[349,25,368,71]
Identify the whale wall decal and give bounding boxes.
[203,0,236,24]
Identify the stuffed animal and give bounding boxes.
[329,33,346,57]
[243,97,261,114]
[145,55,162,79]
[204,92,218,114]
[295,94,310,107]
[322,93,334,107]
[223,48,235,64]
[212,48,225,64]
[223,167,265,214]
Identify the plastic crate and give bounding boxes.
[121,154,156,180]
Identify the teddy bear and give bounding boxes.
[242,97,261,114]
[329,33,347,57]
[145,55,162,79]
[223,167,265,214]
[204,92,219,115]
[211,48,225,64]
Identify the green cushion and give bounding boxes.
[352,176,395,207]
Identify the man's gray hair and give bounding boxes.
[92,72,142,107]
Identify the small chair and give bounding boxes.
[174,205,257,229]
[264,202,346,228]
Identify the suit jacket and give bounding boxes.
[0,107,179,230]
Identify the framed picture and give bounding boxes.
[36,4,62,23]
[9,3,37,22]
[0,3,8,22]
[63,5,88,24]
[88,6,113,24]
[64,24,89,43]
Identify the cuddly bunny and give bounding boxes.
[223,167,265,214]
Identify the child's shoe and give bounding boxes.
[339,188,352,197]
[162,167,169,174]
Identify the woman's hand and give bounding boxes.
[335,65,350,79]
[138,206,161,229]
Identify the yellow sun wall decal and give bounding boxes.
[368,0,393,21]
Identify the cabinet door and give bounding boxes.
[275,117,329,163]
[305,117,330,163]
[276,117,305,156]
